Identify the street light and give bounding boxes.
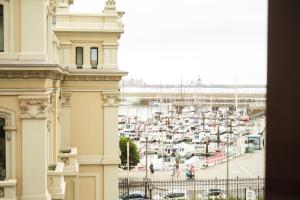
[145,136,149,178]
[226,111,234,200]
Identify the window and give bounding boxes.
[0,5,4,52]
[76,47,83,68]
[90,47,98,69]
[0,118,5,180]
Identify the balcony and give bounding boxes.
[0,179,17,200]
[58,147,79,174]
[48,163,65,200]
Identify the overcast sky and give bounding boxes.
[70,0,268,85]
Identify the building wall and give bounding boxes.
[0,0,126,199]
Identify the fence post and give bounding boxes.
[127,178,130,200]
[257,176,260,199]
[244,188,247,200]
[171,178,174,199]
[193,178,196,200]
[237,176,239,199]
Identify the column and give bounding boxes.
[102,43,119,69]
[19,96,51,200]
[102,91,120,200]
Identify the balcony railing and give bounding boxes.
[48,163,65,200]
[0,179,17,200]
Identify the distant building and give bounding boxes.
[0,0,126,200]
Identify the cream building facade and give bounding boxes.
[0,0,126,200]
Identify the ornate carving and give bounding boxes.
[61,93,71,107]
[102,91,120,107]
[47,119,52,133]
[19,96,51,119]
[104,0,116,10]
[60,157,70,166]
[48,0,57,15]
[0,187,3,198]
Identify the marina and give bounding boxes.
[118,98,266,176]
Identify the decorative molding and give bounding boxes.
[77,155,120,165]
[102,42,119,49]
[61,93,71,107]
[0,66,127,81]
[104,0,116,11]
[57,0,74,7]
[102,91,120,107]
[18,96,51,119]
[102,156,120,165]
[79,173,100,200]
[48,0,57,15]
[77,156,102,165]
[0,70,65,80]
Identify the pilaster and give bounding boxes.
[60,93,72,148]
[19,95,51,200]
[102,43,119,69]
[102,91,120,200]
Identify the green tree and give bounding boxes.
[119,136,140,169]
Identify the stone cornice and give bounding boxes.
[0,65,128,81]
[18,96,51,119]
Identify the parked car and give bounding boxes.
[153,190,187,199]
[198,189,226,199]
[118,191,144,200]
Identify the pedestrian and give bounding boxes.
[171,164,176,177]
[149,163,154,174]
[175,163,180,178]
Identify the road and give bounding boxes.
[119,148,265,180]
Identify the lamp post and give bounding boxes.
[143,177,149,199]
[144,132,149,199]
[226,112,233,200]
[145,136,148,178]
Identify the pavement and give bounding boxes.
[119,148,265,180]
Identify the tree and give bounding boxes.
[119,136,140,169]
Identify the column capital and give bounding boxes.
[102,91,120,107]
[18,96,51,119]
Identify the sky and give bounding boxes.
[70,0,268,85]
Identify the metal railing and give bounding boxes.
[119,177,264,199]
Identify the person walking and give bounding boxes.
[171,164,176,177]
[149,163,154,174]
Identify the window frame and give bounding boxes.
[90,47,98,69]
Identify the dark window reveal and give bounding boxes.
[0,118,5,180]
[0,5,4,52]
[76,47,83,68]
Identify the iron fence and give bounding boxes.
[119,177,264,199]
